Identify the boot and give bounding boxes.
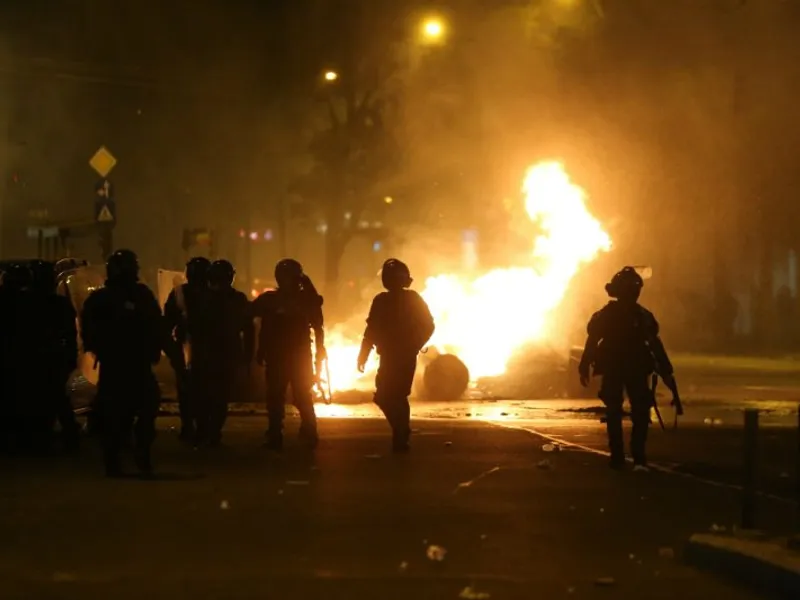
[298,423,319,449]
[391,427,411,454]
[605,412,625,469]
[630,418,649,468]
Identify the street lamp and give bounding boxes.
[419,16,446,45]
[323,70,339,82]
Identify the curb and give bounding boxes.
[685,533,800,598]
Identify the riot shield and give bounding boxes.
[57,265,105,407]
[157,269,185,310]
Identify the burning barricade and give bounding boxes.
[323,161,611,402]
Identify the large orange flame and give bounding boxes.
[322,161,611,394]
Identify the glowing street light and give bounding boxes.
[423,19,443,39]
[419,16,447,44]
[323,70,339,82]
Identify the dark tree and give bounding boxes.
[279,0,421,307]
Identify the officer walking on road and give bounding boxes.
[357,259,435,453]
[190,259,253,448]
[164,256,210,442]
[30,260,80,452]
[578,266,677,471]
[0,264,38,453]
[252,259,325,451]
[81,250,165,477]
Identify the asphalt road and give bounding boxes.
[1,412,794,600]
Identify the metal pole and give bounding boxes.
[796,404,800,535]
[278,194,288,258]
[742,408,759,530]
[99,224,112,260]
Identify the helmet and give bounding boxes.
[381,258,412,291]
[2,263,34,290]
[185,256,211,286]
[274,258,303,289]
[208,259,235,288]
[605,266,644,300]
[106,249,139,284]
[29,260,56,293]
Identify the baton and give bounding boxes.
[651,373,666,431]
[324,357,333,405]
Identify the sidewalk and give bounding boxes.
[686,532,800,597]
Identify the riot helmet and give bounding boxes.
[275,258,304,290]
[208,259,235,289]
[605,266,644,301]
[185,256,211,286]
[29,260,56,293]
[106,250,140,285]
[381,258,413,291]
[2,263,34,291]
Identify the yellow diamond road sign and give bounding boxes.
[89,146,117,178]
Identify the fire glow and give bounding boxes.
[323,161,611,393]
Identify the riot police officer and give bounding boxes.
[190,259,253,447]
[81,250,165,477]
[0,263,37,452]
[29,260,80,452]
[357,259,435,453]
[252,259,325,451]
[578,266,677,470]
[164,256,210,442]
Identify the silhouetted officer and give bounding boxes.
[252,259,325,451]
[358,259,434,453]
[191,259,253,447]
[0,263,38,452]
[81,250,165,477]
[578,266,677,470]
[164,256,210,442]
[30,260,80,452]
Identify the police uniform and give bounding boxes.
[163,257,210,441]
[578,267,674,469]
[190,259,253,447]
[81,250,165,477]
[358,259,434,453]
[252,259,324,450]
[30,260,80,452]
[0,264,41,452]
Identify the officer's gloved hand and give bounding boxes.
[357,351,369,373]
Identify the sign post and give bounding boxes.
[94,177,116,258]
[89,146,117,259]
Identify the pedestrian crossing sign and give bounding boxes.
[98,205,113,222]
[95,199,116,225]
